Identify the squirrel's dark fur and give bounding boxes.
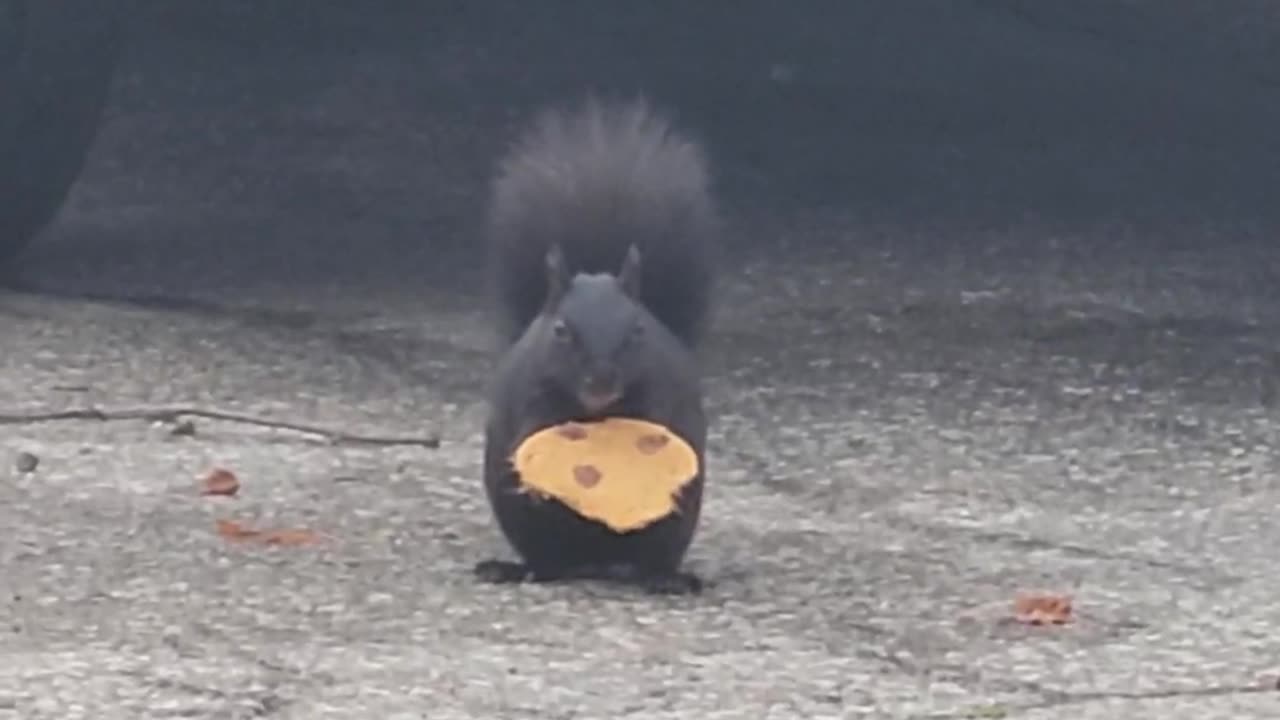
[476,98,717,593]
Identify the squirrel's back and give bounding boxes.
[486,98,718,348]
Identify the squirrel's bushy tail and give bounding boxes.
[486,97,718,348]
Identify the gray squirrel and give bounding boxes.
[474,98,719,594]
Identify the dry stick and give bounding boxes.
[0,406,440,449]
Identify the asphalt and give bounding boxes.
[3,4,1280,718]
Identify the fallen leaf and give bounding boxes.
[1013,591,1073,625]
[200,468,240,497]
[215,518,259,541]
[260,528,322,546]
[215,518,322,547]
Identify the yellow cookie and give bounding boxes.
[510,418,700,533]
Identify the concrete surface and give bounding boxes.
[4,3,1280,718]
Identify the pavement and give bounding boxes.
[3,3,1280,718]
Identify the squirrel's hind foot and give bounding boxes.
[472,559,580,585]
[472,558,703,596]
[472,559,539,584]
[634,570,703,596]
[591,562,704,595]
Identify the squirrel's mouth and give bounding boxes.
[577,386,622,414]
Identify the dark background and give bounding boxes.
[137,0,1280,221]
[26,0,1280,300]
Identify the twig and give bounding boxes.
[0,406,440,449]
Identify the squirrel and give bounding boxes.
[473,97,719,594]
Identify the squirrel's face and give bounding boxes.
[545,274,646,415]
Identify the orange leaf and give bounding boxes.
[1013,591,1074,625]
[200,468,241,497]
[260,528,322,546]
[215,518,260,541]
[215,518,323,547]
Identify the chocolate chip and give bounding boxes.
[557,424,589,441]
[572,464,602,488]
[635,434,670,454]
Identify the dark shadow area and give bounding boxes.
[127,0,1280,223]
[12,0,1280,297]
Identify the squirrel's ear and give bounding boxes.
[544,244,569,309]
[617,244,643,298]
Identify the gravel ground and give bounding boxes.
[3,4,1280,718]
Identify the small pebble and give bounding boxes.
[14,452,38,473]
[170,419,197,437]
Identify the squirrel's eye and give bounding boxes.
[552,319,571,341]
[629,323,645,342]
